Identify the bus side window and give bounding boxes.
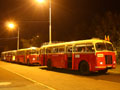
[46,48,52,53]
[86,44,95,52]
[75,44,86,52]
[75,47,85,52]
[67,46,72,53]
[58,46,65,53]
[52,47,58,53]
[41,48,45,54]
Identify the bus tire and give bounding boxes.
[98,69,108,74]
[79,61,90,75]
[47,60,52,69]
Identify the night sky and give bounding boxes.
[0,0,120,51]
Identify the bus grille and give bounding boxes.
[105,55,112,64]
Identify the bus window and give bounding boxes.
[26,50,30,55]
[86,46,95,52]
[74,44,86,52]
[86,44,95,52]
[30,50,37,54]
[52,47,58,53]
[96,43,114,51]
[41,48,45,54]
[96,43,106,51]
[46,48,52,53]
[106,43,114,51]
[58,46,65,53]
[67,46,72,53]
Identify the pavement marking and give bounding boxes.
[0,67,56,90]
[0,82,11,86]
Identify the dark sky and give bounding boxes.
[0,0,120,50]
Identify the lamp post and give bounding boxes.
[36,0,52,44]
[7,22,19,50]
[17,27,19,50]
[49,0,52,44]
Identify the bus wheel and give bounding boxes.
[47,60,52,69]
[79,61,90,75]
[98,69,108,74]
[27,59,31,66]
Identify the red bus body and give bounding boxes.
[1,47,40,65]
[40,39,116,74]
[16,47,40,65]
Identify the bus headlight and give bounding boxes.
[113,61,116,64]
[33,58,35,61]
[100,61,103,65]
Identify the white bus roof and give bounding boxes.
[17,47,38,52]
[41,39,112,48]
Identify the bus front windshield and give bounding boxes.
[30,50,37,54]
[95,42,114,51]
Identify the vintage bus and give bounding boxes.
[1,51,6,61]
[40,39,116,75]
[3,51,11,62]
[16,47,40,65]
[1,50,16,62]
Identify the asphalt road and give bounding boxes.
[0,60,120,90]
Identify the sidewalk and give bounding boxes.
[109,64,120,74]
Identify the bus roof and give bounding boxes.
[41,39,112,48]
[17,47,38,52]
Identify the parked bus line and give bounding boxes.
[1,39,117,75]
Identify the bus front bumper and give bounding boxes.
[95,65,116,70]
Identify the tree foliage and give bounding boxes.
[90,11,120,47]
[21,35,42,48]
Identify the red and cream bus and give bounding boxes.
[16,47,40,65]
[2,51,12,62]
[40,39,116,75]
[1,51,7,61]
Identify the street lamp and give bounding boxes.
[37,0,45,3]
[36,0,52,44]
[6,22,20,50]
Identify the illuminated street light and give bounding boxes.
[36,0,45,3]
[8,23,15,29]
[6,21,19,50]
[36,0,52,44]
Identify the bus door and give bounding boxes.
[24,50,26,64]
[41,48,46,66]
[66,45,73,69]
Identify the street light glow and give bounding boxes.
[6,21,19,50]
[36,0,45,3]
[6,22,16,29]
[8,23,15,29]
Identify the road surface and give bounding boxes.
[0,61,120,90]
